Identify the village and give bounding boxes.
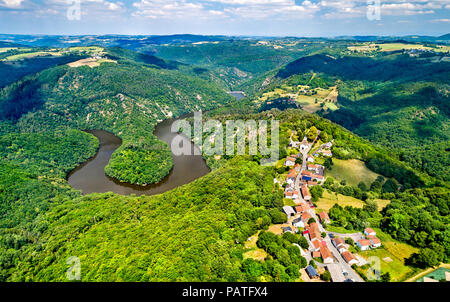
[276,130,383,282]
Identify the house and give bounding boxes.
[357,239,372,251]
[319,149,332,157]
[292,217,305,228]
[284,191,294,199]
[364,228,376,237]
[308,223,322,242]
[295,202,310,213]
[307,156,315,163]
[341,251,358,266]
[320,246,334,264]
[370,237,382,248]
[292,190,300,199]
[312,251,321,258]
[282,226,294,233]
[311,174,324,182]
[283,206,296,217]
[286,176,296,185]
[307,181,318,186]
[301,185,311,201]
[306,265,319,279]
[284,156,296,166]
[332,237,346,253]
[307,164,322,174]
[301,211,312,224]
[299,138,309,152]
[318,211,330,224]
[324,142,333,149]
[312,240,322,251]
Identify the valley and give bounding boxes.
[0,35,448,283]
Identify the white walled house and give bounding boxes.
[357,239,371,251]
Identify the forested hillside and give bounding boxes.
[271,52,450,181]
[0,53,233,185]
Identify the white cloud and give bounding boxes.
[2,0,24,7]
[430,18,450,22]
[132,0,320,20]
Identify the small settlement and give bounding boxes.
[277,130,382,282]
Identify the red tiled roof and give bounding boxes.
[313,240,321,249]
[333,237,345,247]
[312,251,320,258]
[319,211,329,221]
[342,251,355,263]
[365,228,375,234]
[302,170,312,176]
[320,246,333,260]
[302,212,312,222]
[370,238,381,245]
[301,185,311,198]
[358,239,371,246]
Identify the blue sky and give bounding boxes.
[1,0,449,36]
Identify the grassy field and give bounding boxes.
[316,190,390,212]
[357,229,419,282]
[257,83,338,113]
[2,51,62,61]
[324,158,381,187]
[376,43,450,52]
[243,231,267,261]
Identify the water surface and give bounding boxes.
[67,116,210,196]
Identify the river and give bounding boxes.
[67,116,210,196]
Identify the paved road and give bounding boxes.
[290,135,364,282]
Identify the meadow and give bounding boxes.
[324,159,381,187]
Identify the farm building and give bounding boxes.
[283,206,296,217]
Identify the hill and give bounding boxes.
[273,52,450,181]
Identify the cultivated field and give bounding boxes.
[67,58,116,68]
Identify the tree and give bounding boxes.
[286,264,300,279]
[321,270,331,281]
[307,126,318,141]
[358,181,368,192]
[308,218,316,225]
[381,272,391,282]
[407,248,441,268]
[268,208,287,224]
[299,236,309,249]
[310,185,324,202]
[363,200,378,213]
[382,178,399,193]
[324,157,334,170]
